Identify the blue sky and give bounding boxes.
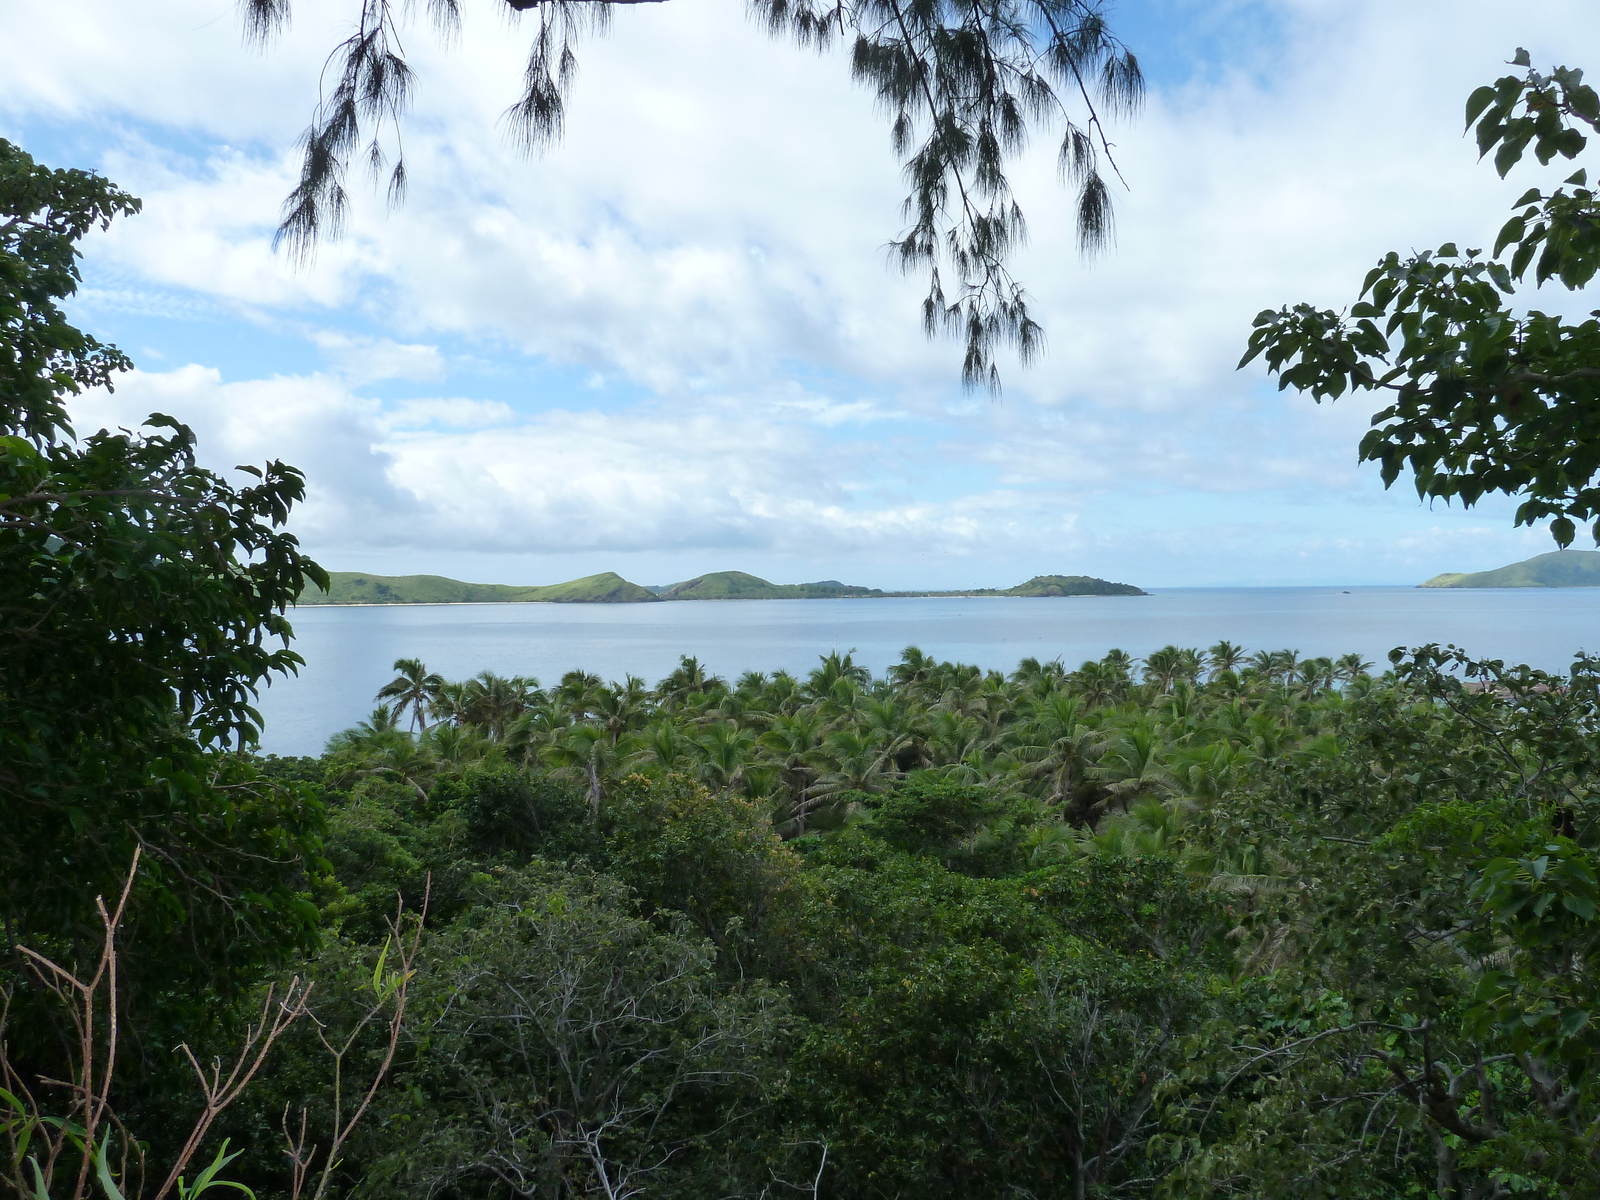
[5,0,1596,589]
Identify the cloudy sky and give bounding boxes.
[4,0,1595,589]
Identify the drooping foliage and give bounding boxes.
[241,0,1141,389]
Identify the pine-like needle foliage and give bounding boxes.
[243,0,1141,390]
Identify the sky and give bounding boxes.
[3,0,1597,590]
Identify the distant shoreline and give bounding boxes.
[296,592,1146,608]
[299,569,1150,606]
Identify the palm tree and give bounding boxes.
[424,720,494,766]
[694,720,758,792]
[503,697,574,763]
[1244,649,1276,680]
[890,645,938,696]
[1070,660,1122,709]
[807,727,889,808]
[805,649,871,702]
[544,723,622,816]
[556,669,605,718]
[591,675,652,744]
[1102,648,1135,681]
[1206,640,1245,680]
[630,717,696,774]
[860,696,925,778]
[760,710,828,833]
[1009,692,1099,811]
[1088,717,1172,825]
[462,671,538,740]
[325,703,405,756]
[657,655,723,708]
[376,658,445,732]
[763,670,804,716]
[924,709,994,768]
[1142,645,1187,695]
[1334,653,1372,687]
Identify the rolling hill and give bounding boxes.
[300,571,658,604]
[1419,550,1600,588]
[298,569,1147,604]
[654,571,886,600]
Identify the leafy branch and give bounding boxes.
[246,0,1141,389]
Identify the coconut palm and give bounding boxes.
[424,720,495,766]
[462,671,539,741]
[1088,718,1173,824]
[860,696,925,778]
[924,709,994,769]
[591,675,653,744]
[889,645,939,696]
[1008,692,1100,811]
[695,720,758,792]
[761,710,829,833]
[1206,640,1245,680]
[762,670,804,716]
[805,649,872,701]
[657,655,723,708]
[1142,645,1189,695]
[376,657,445,732]
[630,717,696,774]
[1334,652,1372,686]
[1069,659,1122,709]
[545,723,623,815]
[555,669,606,718]
[808,727,890,805]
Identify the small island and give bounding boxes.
[299,569,1147,605]
[1419,549,1600,588]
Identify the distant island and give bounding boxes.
[1420,549,1600,589]
[299,569,1147,605]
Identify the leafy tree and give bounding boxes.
[1243,51,1600,546]
[362,866,788,1199]
[0,139,327,1015]
[240,0,1141,388]
[1168,648,1600,1198]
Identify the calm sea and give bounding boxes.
[253,587,1600,756]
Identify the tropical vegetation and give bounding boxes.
[11,36,1600,1200]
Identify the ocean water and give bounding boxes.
[253,587,1600,756]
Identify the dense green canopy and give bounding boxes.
[0,139,327,1025]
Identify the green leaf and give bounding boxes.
[1466,84,1499,126]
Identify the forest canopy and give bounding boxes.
[8,36,1600,1200]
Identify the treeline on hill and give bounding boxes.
[127,641,1589,1200]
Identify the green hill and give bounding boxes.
[1419,550,1600,589]
[300,571,658,605]
[300,568,1148,605]
[657,571,884,600]
[1001,574,1147,598]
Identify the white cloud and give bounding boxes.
[312,333,447,385]
[385,398,516,429]
[16,0,1600,584]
